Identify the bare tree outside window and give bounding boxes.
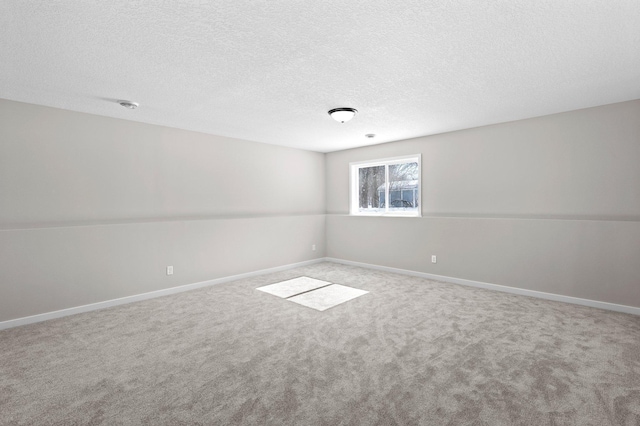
[351,156,421,216]
[359,165,385,209]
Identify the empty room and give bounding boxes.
[1,1,639,425]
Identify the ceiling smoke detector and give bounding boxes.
[118,100,139,109]
[328,107,357,123]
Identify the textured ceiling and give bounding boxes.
[1,1,639,152]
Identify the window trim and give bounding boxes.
[349,154,422,217]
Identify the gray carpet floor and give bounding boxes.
[1,262,639,425]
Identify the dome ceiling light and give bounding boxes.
[328,107,357,123]
[118,100,139,109]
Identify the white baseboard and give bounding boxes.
[326,257,640,316]
[3,256,637,330]
[0,258,325,330]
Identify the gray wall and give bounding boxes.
[0,99,325,321]
[2,98,639,322]
[326,100,640,308]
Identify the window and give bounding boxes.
[350,155,421,216]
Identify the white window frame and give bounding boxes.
[349,154,422,217]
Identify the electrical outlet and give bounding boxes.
[431,255,437,264]
[312,244,316,251]
[166,266,174,275]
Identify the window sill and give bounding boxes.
[349,213,422,218]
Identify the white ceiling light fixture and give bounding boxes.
[118,100,139,109]
[328,107,357,123]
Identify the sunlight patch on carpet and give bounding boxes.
[256,276,331,298]
[257,277,368,311]
[287,284,368,311]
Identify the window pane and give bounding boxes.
[388,162,419,210]
[350,156,420,216]
[358,165,385,211]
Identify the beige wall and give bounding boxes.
[2,98,639,322]
[326,100,640,307]
[0,100,325,321]
[1,100,325,226]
